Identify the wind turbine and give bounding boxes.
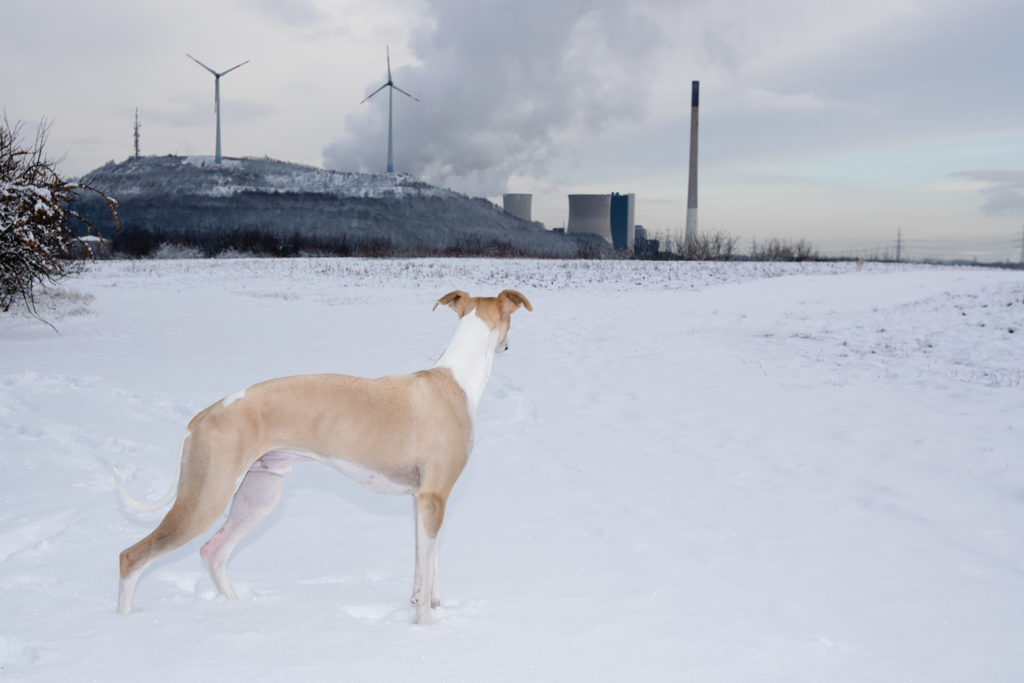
[361,46,419,173]
[187,53,250,164]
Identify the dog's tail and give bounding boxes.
[113,436,184,512]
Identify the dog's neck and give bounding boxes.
[433,309,497,416]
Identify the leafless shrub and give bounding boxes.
[672,230,739,261]
[751,237,819,262]
[0,117,118,315]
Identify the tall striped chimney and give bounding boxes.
[684,80,699,251]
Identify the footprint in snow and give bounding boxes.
[154,570,204,596]
[341,604,400,621]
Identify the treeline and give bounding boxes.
[639,231,823,262]
[97,224,611,260]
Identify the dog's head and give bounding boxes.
[433,289,533,353]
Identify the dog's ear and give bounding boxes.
[497,289,533,316]
[434,290,473,317]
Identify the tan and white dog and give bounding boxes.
[115,289,532,624]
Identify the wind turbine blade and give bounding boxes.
[386,45,392,81]
[220,59,250,77]
[360,83,389,104]
[186,53,218,76]
[392,85,420,102]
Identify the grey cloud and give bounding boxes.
[320,0,1024,203]
[952,170,1024,216]
[241,0,327,26]
[684,2,1024,170]
[953,170,1024,185]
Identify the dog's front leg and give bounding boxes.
[411,496,421,605]
[413,491,445,624]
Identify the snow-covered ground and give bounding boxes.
[1,258,1022,681]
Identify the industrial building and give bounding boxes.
[567,194,613,244]
[567,192,635,250]
[610,193,635,250]
[633,225,659,258]
[502,193,532,222]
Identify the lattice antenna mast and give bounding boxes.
[133,108,141,159]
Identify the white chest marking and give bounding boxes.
[433,311,497,417]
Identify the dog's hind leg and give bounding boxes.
[200,454,291,599]
[119,475,239,614]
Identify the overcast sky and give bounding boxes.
[3,0,1023,257]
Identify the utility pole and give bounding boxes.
[133,108,141,160]
[896,228,902,263]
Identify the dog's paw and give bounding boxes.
[410,592,441,609]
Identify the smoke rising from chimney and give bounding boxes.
[323,0,666,197]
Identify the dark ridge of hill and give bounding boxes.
[70,155,608,258]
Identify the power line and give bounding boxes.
[811,229,1023,262]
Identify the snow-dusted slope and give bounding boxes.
[1,259,1022,681]
[72,157,593,257]
[93,155,454,200]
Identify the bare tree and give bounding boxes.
[674,230,739,260]
[751,237,819,261]
[0,117,118,314]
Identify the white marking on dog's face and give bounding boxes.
[222,389,245,408]
[492,316,511,353]
[496,331,510,353]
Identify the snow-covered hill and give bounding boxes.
[88,155,454,200]
[2,259,1023,681]
[71,157,599,258]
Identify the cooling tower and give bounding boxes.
[502,194,532,222]
[567,194,613,244]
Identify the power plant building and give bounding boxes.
[610,193,635,250]
[502,193,532,222]
[567,194,613,244]
[568,193,635,249]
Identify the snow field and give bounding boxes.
[1,258,1022,681]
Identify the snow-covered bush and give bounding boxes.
[0,118,118,312]
[152,242,204,260]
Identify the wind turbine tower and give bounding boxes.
[361,46,420,173]
[187,53,250,164]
